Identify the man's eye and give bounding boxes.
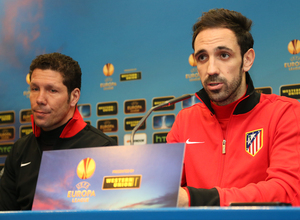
[220,53,230,59]
[31,87,38,91]
[198,55,207,61]
[50,89,57,93]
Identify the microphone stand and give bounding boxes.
[130,94,193,145]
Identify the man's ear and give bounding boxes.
[242,48,255,72]
[70,88,80,107]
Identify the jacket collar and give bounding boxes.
[31,107,87,138]
[195,72,261,115]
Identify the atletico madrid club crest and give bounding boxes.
[245,129,263,156]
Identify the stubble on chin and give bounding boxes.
[207,88,229,104]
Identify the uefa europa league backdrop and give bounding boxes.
[0,0,300,166]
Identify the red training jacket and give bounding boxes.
[167,73,300,206]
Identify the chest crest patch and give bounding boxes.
[245,129,263,156]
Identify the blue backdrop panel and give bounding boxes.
[0,0,299,150]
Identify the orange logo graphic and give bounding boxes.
[288,39,300,55]
[77,158,96,180]
[103,63,114,76]
[188,53,197,66]
[26,73,30,84]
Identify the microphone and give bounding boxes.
[130,94,193,145]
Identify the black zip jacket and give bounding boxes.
[0,108,116,210]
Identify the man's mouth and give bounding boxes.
[207,82,223,90]
[33,110,50,116]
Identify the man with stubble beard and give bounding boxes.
[168,9,300,207]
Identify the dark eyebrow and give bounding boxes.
[194,49,206,59]
[29,82,37,87]
[194,46,234,59]
[194,46,233,57]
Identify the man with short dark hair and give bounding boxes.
[167,9,300,207]
[0,52,116,210]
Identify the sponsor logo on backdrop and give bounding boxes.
[0,143,13,156]
[186,67,200,82]
[188,53,197,67]
[26,73,30,84]
[120,68,141,82]
[67,158,96,203]
[97,102,118,116]
[103,63,114,77]
[245,129,263,156]
[124,133,147,145]
[152,114,175,129]
[0,111,15,125]
[120,71,142,82]
[285,39,300,71]
[101,63,117,90]
[0,127,15,141]
[23,73,31,98]
[20,109,32,123]
[280,84,300,99]
[186,53,201,81]
[152,96,175,111]
[288,39,300,55]
[20,125,33,138]
[78,104,91,118]
[254,87,272,94]
[153,132,168,143]
[97,119,118,133]
[101,78,117,90]
[124,117,145,131]
[124,99,146,114]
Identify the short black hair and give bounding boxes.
[29,52,82,95]
[192,8,254,57]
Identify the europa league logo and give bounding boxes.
[288,39,300,55]
[77,158,96,180]
[103,63,114,77]
[188,53,197,67]
[26,73,30,84]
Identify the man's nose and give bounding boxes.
[207,58,219,75]
[36,90,47,105]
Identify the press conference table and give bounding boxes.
[1,207,300,220]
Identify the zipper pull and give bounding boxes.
[222,140,226,154]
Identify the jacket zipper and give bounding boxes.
[222,139,226,154]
